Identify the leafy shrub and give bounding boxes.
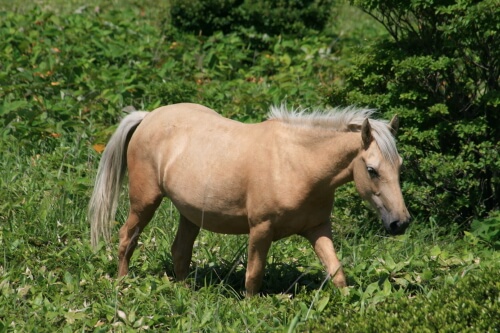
[470,212,500,249]
[327,0,500,224]
[308,264,500,332]
[0,5,336,151]
[0,7,167,143]
[170,0,334,36]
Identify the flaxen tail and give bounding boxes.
[89,111,149,248]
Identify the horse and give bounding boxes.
[88,103,410,296]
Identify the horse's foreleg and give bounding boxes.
[301,222,347,288]
[171,215,200,280]
[118,196,162,277]
[245,222,273,297]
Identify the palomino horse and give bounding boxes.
[89,103,410,296]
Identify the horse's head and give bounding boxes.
[353,115,410,235]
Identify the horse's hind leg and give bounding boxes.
[118,175,162,277]
[171,215,200,280]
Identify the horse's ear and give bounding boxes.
[361,118,373,149]
[389,114,399,136]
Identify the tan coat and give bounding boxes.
[89,103,410,295]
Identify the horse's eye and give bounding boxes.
[367,167,379,179]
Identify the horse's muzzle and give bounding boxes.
[387,219,410,235]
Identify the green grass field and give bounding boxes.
[0,1,498,332]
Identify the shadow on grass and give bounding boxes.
[154,259,328,298]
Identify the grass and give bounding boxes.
[1,1,499,332]
[1,138,498,331]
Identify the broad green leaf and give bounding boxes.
[316,295,330,313]
[0,100,28,116]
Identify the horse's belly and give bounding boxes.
[176,206,250,234]
[163,161,250,234]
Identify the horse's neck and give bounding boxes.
[278,125,361,188]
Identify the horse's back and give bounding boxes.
[128,103,245,172]
[151,102,221,117]
[139,103,244,133]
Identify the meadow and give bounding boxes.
[0,0,498,331]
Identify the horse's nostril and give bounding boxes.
[390,220,400,231]
[388,219,409,235]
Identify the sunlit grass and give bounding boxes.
[1,139,498,331]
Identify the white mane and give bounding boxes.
[268,105,399,166]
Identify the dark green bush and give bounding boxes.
[170,0,334,36]
[170,0,242,36]
[327,0,500,224]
